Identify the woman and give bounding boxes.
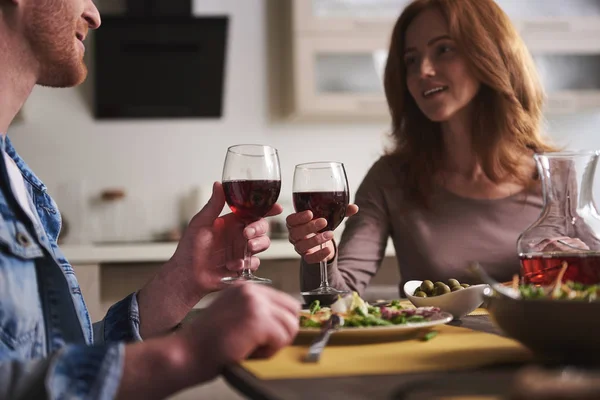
[286,0,558,296]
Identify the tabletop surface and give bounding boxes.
[222,316,531,400]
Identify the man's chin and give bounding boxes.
[37,63,88,88]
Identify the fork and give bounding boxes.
[468,262,520,300]
[304,314,344,363]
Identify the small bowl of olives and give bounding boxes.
[403,279,489,319]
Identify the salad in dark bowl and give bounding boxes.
[486,268,600,365]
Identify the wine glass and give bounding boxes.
[293,162,350,296]
[222,144,281,284]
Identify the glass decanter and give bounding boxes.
[517,151,600,285]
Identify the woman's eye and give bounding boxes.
[438,45,453,55]
[404,56,417,66]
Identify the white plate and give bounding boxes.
[298,310,453,339]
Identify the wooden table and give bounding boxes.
[223,316,530,400]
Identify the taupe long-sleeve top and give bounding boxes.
[300,155,544,296]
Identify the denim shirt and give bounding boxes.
[0,136,143,400]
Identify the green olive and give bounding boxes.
[451,285,464,292]
[414,291,427,298]
[448,279,460,287]
[434,284,451,295]
[420,280,435,294]
[434,281,447,290]
[461,283,470,288]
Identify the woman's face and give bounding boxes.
[403,8,480,123]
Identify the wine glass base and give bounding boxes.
[222,276,272,285]
[301,287,350,296]
[301,287,350,306]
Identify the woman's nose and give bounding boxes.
[419,57,436,78]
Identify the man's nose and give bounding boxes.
[83,0,102,30]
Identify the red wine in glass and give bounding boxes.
[292,191,348,232]
[223,180,281,223]
[222,144,281,284]
[293,162,350,298]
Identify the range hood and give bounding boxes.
[93,0,229,119]
[125,0,192,16]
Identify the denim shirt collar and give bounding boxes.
[0,135,56,249]
[1,136,47,194]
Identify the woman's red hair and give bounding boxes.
[384,0,556,206]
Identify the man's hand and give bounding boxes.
[137,182,282,338]
[116,285,300,400]
[178,284,300,381]
[170,181,282,295]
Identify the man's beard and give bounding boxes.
[25,0,88,88]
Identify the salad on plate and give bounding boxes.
[299,292,446,329]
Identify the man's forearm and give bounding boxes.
[137,259,204,338]
[117,333,215,400]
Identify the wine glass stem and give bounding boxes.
[241,233,253,279]
[319,243,330,288]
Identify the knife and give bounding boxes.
[304,314,344,363]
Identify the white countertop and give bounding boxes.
[61,238,396,264]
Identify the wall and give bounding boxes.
[7,0,600,242]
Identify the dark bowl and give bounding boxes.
[485,290,600,365]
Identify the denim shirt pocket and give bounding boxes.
[0,218,45,355]
[0,220,44,259]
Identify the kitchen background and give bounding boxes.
[8,0,600,246]
[8,0,392,244]
[6,0,600,398]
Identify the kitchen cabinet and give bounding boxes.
[499,0,600,53]
[293,0,405,34]
[291,34,390,120]
[535,54,600,114]
[276,0,600,120]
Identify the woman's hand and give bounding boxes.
[286,205,359,264]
